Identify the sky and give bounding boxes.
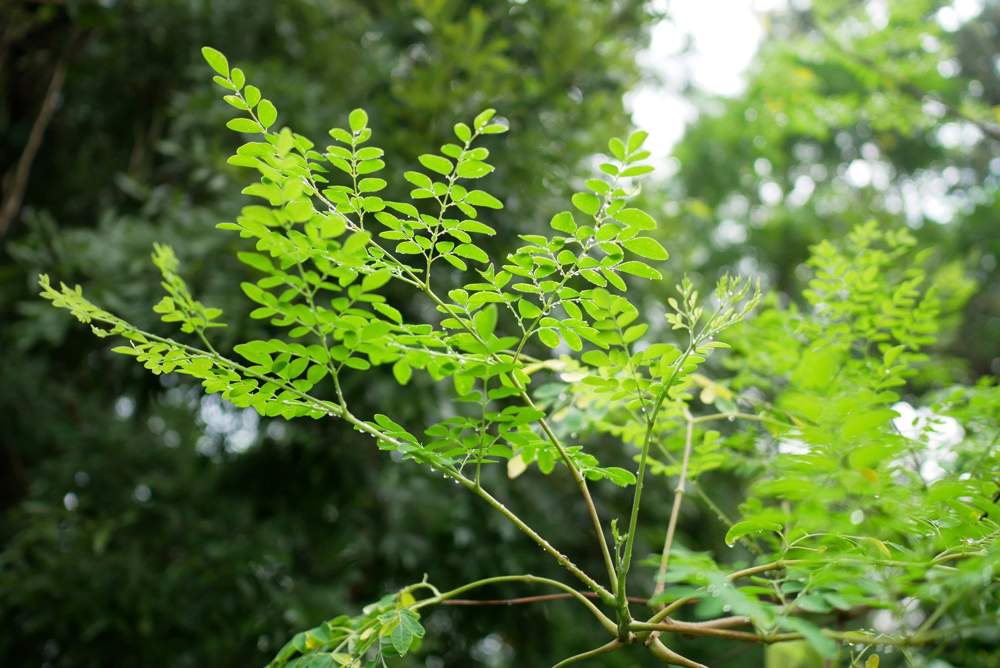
[628,0,790,167]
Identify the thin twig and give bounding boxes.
[411,574,617,636]
[635,620,951,648]
[653,439,736,528]
[442,592,648,606]
[617,344,694,622]
[1,52,67,236]
[653,413,695,600]
[419,283,617,598]
[551,640,624,667]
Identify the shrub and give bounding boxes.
[41,47,999,667]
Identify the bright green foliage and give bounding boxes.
[39,47,999,667]
[270,588,427,667]
[1,3,661,666]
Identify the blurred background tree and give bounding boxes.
[1,0,996,666]
[662,0,998,380]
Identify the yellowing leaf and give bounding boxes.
[507,453,528,479]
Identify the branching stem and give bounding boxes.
[411,574,616,635]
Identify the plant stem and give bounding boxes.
[315,145,619,595]
[522,391,619,592]
[617,346,692,624]
[690,411,793,429]
[653,413,695,600]
[652,440,735,528]
[644,560,801,626]
[343,399,612,602]
[412,574,616,635]
[634,620,947,648]
[647,637,708,668]
[420,283,618,595]
[105,320,343,418]
[447,466,614,603]
[551,640,623,667]
[441,592,649,606]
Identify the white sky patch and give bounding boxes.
[198,393,260,455]
[892,401,964,482]
[627,0,786,168]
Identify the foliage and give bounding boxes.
[663,0,999,379]
[38,48,1000,667]
[1,2,654,665]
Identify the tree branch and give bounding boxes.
[442,592,648,607]
[411,574,617,636]
[1,51,67,237]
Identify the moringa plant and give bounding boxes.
[41,48,999,667]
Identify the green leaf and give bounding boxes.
[779,617,838,658]
[226,118,262,134]
[362,269,392,292]
[201,46,229,76]
[724,519,782,547]
[517,299,542,319]
[537,327,560,348]
[550,211,576,234]
[230,68,246,89]
[617,261,662,280]
[608,137,626,160]
[454,122,472,143]
[459,220,495,236]
[457,161,493,179]
[620,165,654,177]
[794,594,832,613]
[616,208,657,230]
[627,130,649,153]
[243,85,261,108]
[454,244,489,263]
[392,360,412,385]
[419,154,453,176]
[358,177,387,193]
[623,237,669,261]
[473,108,496,130]
[571,193,601,216]
[604,467,637,486]
[237,252,274,273]
[390,620,414,656]
[257,99,277,129]
[465,190,503,209]
[342,230,370,254]
[373,302,402,324]
[473,305,498,338]
[390,610,424,656]
[842,409,897,439]
[348,108,368,133]
[234,341,272,367]
[404,171,432,188]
